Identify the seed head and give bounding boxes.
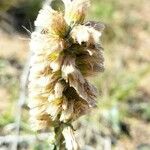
[28,0,104,131]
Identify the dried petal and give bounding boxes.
[35,5,68,37]
[62,55,97,106]
[63,0,90,25]
[84,21,105,32]
[71,25,102,45]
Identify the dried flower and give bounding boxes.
[28,0,104,149]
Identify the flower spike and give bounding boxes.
[28,0,105,149]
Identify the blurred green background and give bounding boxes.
[0,0,150,149]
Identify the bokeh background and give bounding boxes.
[0,0,150,149]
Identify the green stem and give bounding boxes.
[50,122,79,150]
[54,124,66,150]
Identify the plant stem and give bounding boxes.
[53,123,79,150]
[54,124,66,150]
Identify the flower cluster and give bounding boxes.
[28,0,104,131]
